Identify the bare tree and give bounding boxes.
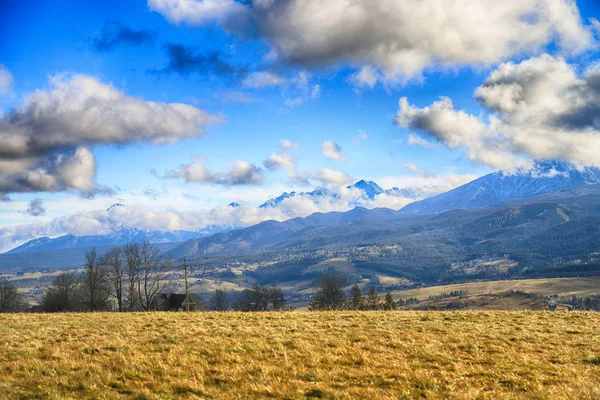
[138,241,172,311]
[42,272,79,312]
[236,285,270,311]
[0,281,26,313]
[101,247,126,312]
[124,243,141,311]
[309,272,347,310]
[209,289,229,311]
[268,285,286,310]
[81,247,110,311]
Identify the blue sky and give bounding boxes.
[1,0,599,251]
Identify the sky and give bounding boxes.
[1,0,600,252]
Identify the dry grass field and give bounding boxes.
[393,277,600,300]
[1,311,599,399]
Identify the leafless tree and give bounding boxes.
[124,243,141,311]
[101,247,126,312]
[138,241,173,311]
[209,289,229,311]
[81,247,110,311]
[42,272,80,312]
[268,285,286,310]
[309,272,347,311]
[0,281,26,313]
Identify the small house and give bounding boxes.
[150,293,203,311]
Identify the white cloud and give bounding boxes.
[163,156,264,185]
[0,74,220,196]
[152,0,595,85]
[278,139,298,150]
[395,96,521,170]
[0,170,479,252]
[377,172,478,197]
[242,71,286,88]
[0,64,13,95]
[321,141,346,162]
[397,55,600,170]
[228,160,264,185]
[402,162,436,178]
[313,168,354,185]
[148,0,246,25]
[350,66,379,89]
[407,133,440,149]
[263,152,295,171]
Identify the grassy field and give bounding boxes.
[1,312,599,399]
[393,277,600,300]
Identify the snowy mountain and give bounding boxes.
[259,188,336,208]
[7,224,230,254]
[401,161,600,214]
[259,180,420,208]
[349,180,385,198]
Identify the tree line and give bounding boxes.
[206,285,286,312]
[309,272,397,311]
[42,242,172,312]
[0,281,26,313]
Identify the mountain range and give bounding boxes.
[4,161,600,260]
[6,226,229,254]
[402,161,600,213]
[258,180,421,209]
[170,185,600,277]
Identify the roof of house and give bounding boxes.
[155,293,203,310]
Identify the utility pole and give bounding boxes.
[184,258,190,312]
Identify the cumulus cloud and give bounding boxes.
[148,0,247,26]
[397,55,600,169]
[163,156,264,185]
[25,198,45,217]
[262,140,352,186]
[287,168,354,186]
[151,0,594,85]
[278,139,298,150]
[92,21,156,51]
[263,139,299,171]
[242,71,286,88]
[0,64,13,95]
[0,146,114,197]
[350,66,379,89]
[395,96,520,170]
[312,168,353,185]
[228,161,264,185]
[0,74,220,196]
[321,141,346,162]
[263,152,294,171]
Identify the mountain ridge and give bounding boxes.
[400,161,600,214]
